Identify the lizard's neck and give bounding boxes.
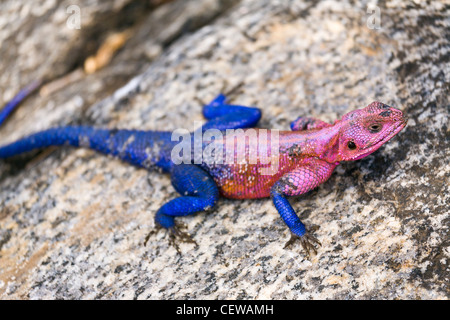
[279,125,341,164]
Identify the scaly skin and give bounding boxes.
[0,86,407,256]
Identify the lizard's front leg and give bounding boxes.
[270,159,337,256]
[201,94,262,131]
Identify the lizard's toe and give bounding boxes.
[284,229,321,258]
[167,223,198,254]
[143,222,197,254]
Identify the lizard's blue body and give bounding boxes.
[0,84,407,255]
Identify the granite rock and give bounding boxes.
[0,0,448,299]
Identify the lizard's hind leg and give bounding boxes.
[148,164,219,253]
[201,94,262,131]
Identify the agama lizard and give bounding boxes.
[0,84,407,256]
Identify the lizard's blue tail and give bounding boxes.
[0,127,111,158]
[0,81,176,172]
[0,80,41,127]
[0,86,116,159]
[0,126,176,172]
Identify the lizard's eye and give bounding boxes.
[368,123,383,133]
[347,141,357,150]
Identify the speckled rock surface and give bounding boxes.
[0,0,448,299]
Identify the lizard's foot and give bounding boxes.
[144,223,198,254]
[284,226,321,257]
[222,81,244,98]
[143,227,158,246]
[195,81,244,107]
[167,223,198,254]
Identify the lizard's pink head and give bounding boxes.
[337,101,407,161]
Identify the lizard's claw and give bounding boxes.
[195,81,244,107]
[284,226,321,257]
[144,223,197,254]
[222,81,244,98]
[167,223,198,254]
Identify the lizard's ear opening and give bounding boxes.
[336,126,363,161]
[347,140,357,150]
